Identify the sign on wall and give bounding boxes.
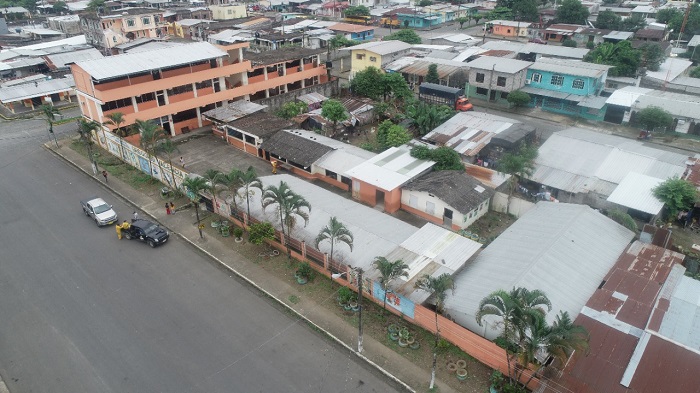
[372,281,415,319]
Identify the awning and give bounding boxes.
[520,86,584,102]
[578,96,608,109]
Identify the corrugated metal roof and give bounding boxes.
[606,172,664,214]
[201,100,266,123]
[657,274,700,350]
[645,57,692,82]
[345,146,435,191]
[339,40,412,55]
[423,111,519,157]
[397,59,462,78]
[314,147,375,175]
[634,89,700,119]
[689,34,700,47]
[369,223,482,304]
[479,40,524,53]
[603,30,635,40]
[75,42,227,81]
[466,55,531,73]
[296,92,327,105]
[0,76,74,103]
[44,48,103,69]
[444,202,635,339]
[451,47,487,62]
[605,86,653,107]
[246,174,418,271]
[521,42,589,59]
[530,57,611,78]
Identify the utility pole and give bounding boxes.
[357,268,364,353]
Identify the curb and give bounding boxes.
[44,143,416,393]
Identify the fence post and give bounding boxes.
[323,253,329,271]
[243,211,248,226]
[301,240,307,259]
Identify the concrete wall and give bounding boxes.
[468,67,529,93]
[400,189,489,229]
[491,192,535,218]
[253,79,338,112]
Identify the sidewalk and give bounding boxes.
[48,139,460,393]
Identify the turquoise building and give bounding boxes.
[520,58,611,120]
[396,12,442,28]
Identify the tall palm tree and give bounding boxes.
[136,119,167,177]
[40,104,59,147]
[77,118,100,172]
[315,217,354,271]
[476,287,552,384]
[103,112,126,160]
[261,181,311,260]
[415,273,454,390]
[202,169,223,200]
[156,139,180,189]
[181,176,208,239]
[373,256,408,312]
[238,166,263,223]
[216,168,243,214]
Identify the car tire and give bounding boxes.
[124,232,132,240]
[84,209,89,216]
[95,218,100,226]
[148,240,156,248]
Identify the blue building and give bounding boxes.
[396,12,442,28]
[520,58,611,120]
[328,23,374,42]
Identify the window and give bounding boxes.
[532,73,541,83]
[356,54,365,60]
[227,127,243,140]
[101,98,132,112]
[497,76,506,87]
[112,36,117,43]
[476,87,488,95]
[126,19,135,27]
[142,17,151,25]
[550,75,564,86]
[572,79,585,89]
[135,92,155,103]
[325,169,338,179]
[475,73,485,83]
[227,9,232,14]
[426,201,435,215]
[167,84,194,96]
[195,79,212,89]
[172,108,197,123]
[369,56,376,62]
[154,16,160,23]
[500,91,509,99]
[244,135,256,144]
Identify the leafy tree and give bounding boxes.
[376,120,411,150]
[486,7,512,21]
[350,67,384,100]
[329,34,359,50]
[506,90,531,107]
[344,5,369,16]
[373,256,409,312]
[602,0,618,4]
[511,0,539,22]
[248,222,275,245]
[262,181,311,260]
[584,40,640,77]
[562,38,577,47]
[555,0,589,24]
[406,101,455,135]
[104,111,127,160]
[691,67,700,78]
[667,4,700,40]
[381,72,412,102]
[415,273,454,390]
[202,169,223,202]
[53,1,68,13]
[217,169,243,211]
[315,217,353,269]
[136,119,167,177]
[181,176,208,238]
[418,0,433,6]
[77,118,100,170]
[155,139,180,189]
[496,0,515,9]
[384,29,422,44]
[238,166,263,222]
[595,10,621,30]
[653,177,699,219]
[456,16,469,29]
[40,104,59,147]
[410,146,464,170]
[656,8,682,24]
[634,106,673,132]
[621,13,646,32]
[276,101,307,119]
[499,144,538,197]
[426,63,440,84]
[473,15,482,24]
[321,99,348,135]
[86,0,105,12]
[607,209,637,231]
[638,43,664,72]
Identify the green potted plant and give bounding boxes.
[490,370,505,393]
[398,327,411,347]
[337,286,353,307]
[295,262,312,285]
[233,227,244,243]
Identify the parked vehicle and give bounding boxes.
[81,197,118,226]
[379,17,400,27]
[342,16,373,25]
[418,83,473,111]
[123,219,170,248]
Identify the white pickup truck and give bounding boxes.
[81,197,118,226]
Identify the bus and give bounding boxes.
[342,15,373,25]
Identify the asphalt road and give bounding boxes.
[0,117,402,392]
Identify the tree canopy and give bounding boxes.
[595,10,621,30]
[410,146,464,170]
[321,99,348,128]
[349,67,412,102]
[384,29,422,44]
[406,101,455,135]
[638,43,664,72]
[584,40,640,77]
[511,0,539,22]
[426,64,440,84]
[634,106,673,132]
[506,90,531,107]
[486,7,512,21]
[621,13,646,32]
[276,101,307,119]
[691,67,700,79]
[665,4,700,40]
[653,177,699,219]
[329,34,359,50]
[555,0,589,24]
[376,120,411,150]
[344,5,370,16]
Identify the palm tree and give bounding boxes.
[202,169,223,200]
[476,288,552,384]
[40,104,59,147]
[136,119,167,177]
[261,181,311,260]
[181,176,208,239]
[315,217,354,272]
[373,256,408,312]
[216,168,243,214]
[77,118,100,172]
[156,139,180,189]
[415,273,455,390]
[103,112,126,160]
[238,166,263,223]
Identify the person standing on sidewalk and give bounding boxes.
[102,170,108,183]
[165,203,171,215]
[169,202,175,214]
[132,211,139,222]
[179,156,185,168]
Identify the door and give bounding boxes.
[489,90,497,101]
[443,208,453,227]
[375,190,385,209]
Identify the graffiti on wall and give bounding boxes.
[373,281,415,319]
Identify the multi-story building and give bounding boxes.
[71,41,251,136]
[209,4,247,20]
[465,56,532,105]
[80,8,168,52]
[340,40,412,80]
[244,47,329,100]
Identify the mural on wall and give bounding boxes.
[138,155,152,175]
[373,281,415,319]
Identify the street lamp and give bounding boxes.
[332,267,364,353]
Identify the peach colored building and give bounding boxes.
[344,146,434,213]
[244,47,328,100]
[80,8,168,52]
[488,19,531,38]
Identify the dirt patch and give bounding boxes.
[466,211,517,242]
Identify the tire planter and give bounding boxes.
[344,304,353,311]
[388,324,400,334]
[398,338,409,348]
[456,368,468,381]
[389,332,400,341]
[211,220,221,228]
[234,237,243,243]
[456,359,467,369]
[348,301,358,312]
[296,276,308,285]
[447,362,458,373]
[409,341,421,350]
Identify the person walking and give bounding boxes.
[102,170,108,183]
[169,202,175,214]
[116,220,129,239]
[132,211,139,222]
[179,156,185,168]
[166,202,171,215]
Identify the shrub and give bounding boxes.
[586,41,595,49]
[562,38,577,47]
[248,222,275,245]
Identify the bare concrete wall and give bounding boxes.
[253,79,339,112]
